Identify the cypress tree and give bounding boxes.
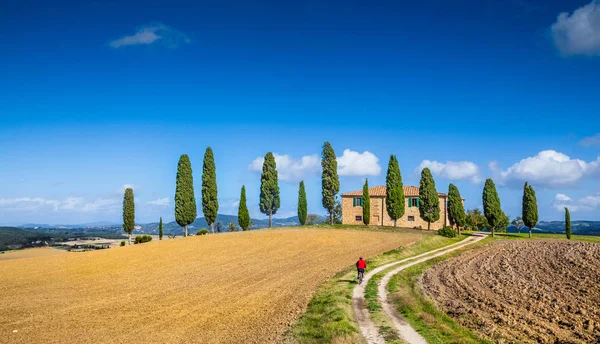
[448,184,466,235]
[158,217,163,240]
[238,185,250,231]
[202,147,219,234]
[298,181,307,226]
[259,152,280,228]
[122,188,135,244]
[321,141,340,225]
[522,182,538,239]
[483,178,504,238]
[565,207,571,240]
[175,154,197,237]
[418,168,440,230]
[385,154,405,227]
[363,179,370,225]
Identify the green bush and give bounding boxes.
[197,229,209,236]
[438,226,457,238]
[134,235,153,244]
[120,240,126,247]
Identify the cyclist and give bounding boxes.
[356,257,367,282]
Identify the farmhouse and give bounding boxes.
[341,185,450,229]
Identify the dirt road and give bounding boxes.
[423,240,600,343]
[0,228,420,344]
[353,233,487,344]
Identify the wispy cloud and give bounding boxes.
[248,153,320,182]
[109,23,190,48]
[0,197,120,213]
[580,133,600,147]
[147,198,170,206]
[550,0,600,56]
[553,193,600,212]
[416,160,482,184]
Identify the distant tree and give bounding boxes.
[215,221,224,233]
[333,196,342,224]
[483,178,505,237]
[122,187,135,244]
[321,141,340,225]
[363,179,371,225]
[419,168,440,230]
[202,147,219,234]
[175,154,197,237]
[238,185,250,231]
[158,217,163,240]
[466,208,486,231]
[497,213,510,233]
[259,152,280,228]
[385,154,405,227]
[447,184,466,235]
[298,181,308,226]
[511,216,524,234]
[522,182,539,239]
[565,207,571,240]
[228,222,236,232]
[306,214,319,225]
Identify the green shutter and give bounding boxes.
[408,197,411,207]
[353,198,356,207]
[417,198,420,207]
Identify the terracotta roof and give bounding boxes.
[341,185,447,197]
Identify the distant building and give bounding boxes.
[341,185,454,229]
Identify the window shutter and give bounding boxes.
[353,198,356,207]
[408,197,411,207]
[417,198,420,207]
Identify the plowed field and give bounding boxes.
[423,240,600,343]
[0,227,421,343]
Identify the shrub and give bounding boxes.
[134,235,153,244]
[120,240,126,247]
[438,226,457,238]
[197,229,209,236]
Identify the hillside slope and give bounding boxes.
[0,227,421,344]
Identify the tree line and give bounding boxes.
[121,142,572,241]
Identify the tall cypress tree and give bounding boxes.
[565,207,571,240]
[483,178,504,238]
[418,168,440,230]
[122,188,135,244]
[522,182,538,239]
[321,141,340,225]
[363,179,370,225]
[175,154,197,237]
[298,181,307,226]
[448,184,466,235]
[202,147,219,234]
[385,154,404,227]
[260,152,280,228]
[238,185,250,231]
[158,217,163,240]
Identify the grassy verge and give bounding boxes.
[285,231,464,344]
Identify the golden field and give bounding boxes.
[0,227,421,343]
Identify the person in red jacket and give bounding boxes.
[356,257,367,282]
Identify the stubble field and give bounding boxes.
[0,227,421,343]
[423,240,600,343]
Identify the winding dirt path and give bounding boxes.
[352,233,487,344]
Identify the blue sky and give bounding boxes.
[1,0,600,225]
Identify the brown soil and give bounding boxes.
[0,227,420,344]
[422,240,600,343]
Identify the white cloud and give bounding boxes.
[580,133,600,146]
[0,197,120,213]
[495,150,600,188]
[147,198,170,206]
[248,153,320,182]
[550,1,600,56]
[553,193,600,212]
[109,23,190,48]
[417,160,482,184]
[337,149,381,176]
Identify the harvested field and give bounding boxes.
[422,240,600,343]
[0,227,421,344]
[0,247,67,261]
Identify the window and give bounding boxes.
[407,197,420,207]
[355,216,362,221]
[408,216,415,221]
[353,197,364,207]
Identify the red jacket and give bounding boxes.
[356,259,367,269]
